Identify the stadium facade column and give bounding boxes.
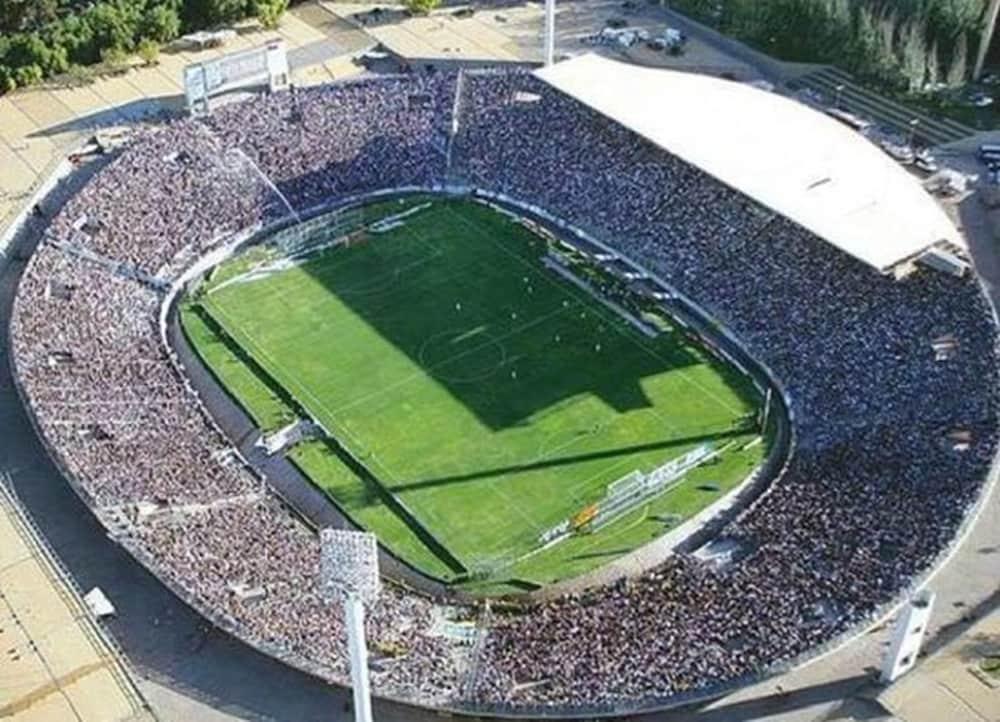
[880,590,935,684]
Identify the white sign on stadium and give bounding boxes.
[184,41,289,116]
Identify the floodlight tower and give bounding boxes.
[319,529,381,722]
[544,0,556,66]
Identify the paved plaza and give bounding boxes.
[0,484,149,722]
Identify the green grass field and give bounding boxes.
[181,197,767,593]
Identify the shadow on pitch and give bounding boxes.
[569,547,634,561]
[388,426,748,494]
[286,177,724,431]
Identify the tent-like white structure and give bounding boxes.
[536,54,962,272]
[83,587,116,618]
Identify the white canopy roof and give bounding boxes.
[535,55,962,272]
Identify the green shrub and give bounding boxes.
[0,66,16,93]
[405,0,440,15]
[100,45,130,69]
[65,63,95,86]
[137,37,160,65]
[255,0,288,30]
[14,63,43,87]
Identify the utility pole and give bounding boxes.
[974,0,1000,80]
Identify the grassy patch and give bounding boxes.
[179,302,297,433]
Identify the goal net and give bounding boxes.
[272,207,364,257]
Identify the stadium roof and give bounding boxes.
[535,55,962,272]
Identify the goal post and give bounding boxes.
[272,207,364,256]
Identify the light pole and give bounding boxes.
[834,83,845,109]
[319,529,381,722]
[544,0,556,66]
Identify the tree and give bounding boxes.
[405,0,440,15]
[186,0,249,27]
[947,31,969,87]
[662,0,987,95]
[255,0,288,30]
[926,41,940,89]
[6,32,65,76]
[822,0,853,62]
[46,44,71,77]
[141,4,182,44]
[86,2,142,54]
[48,14,99,66]
[851,5,881,75]
[899,19,929,92]
[0,0,271,91]
[0,0,60,35]
[872,11,903,86]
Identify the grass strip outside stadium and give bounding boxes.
[180,196,769,596]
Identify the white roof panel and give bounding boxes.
[535,55,962,271]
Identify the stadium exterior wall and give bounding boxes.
[6,166,999,719]
[0,480,149,714]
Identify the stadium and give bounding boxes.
[4,48,999,720]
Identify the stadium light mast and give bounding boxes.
[319,529,381,722]
[544,0,556,65]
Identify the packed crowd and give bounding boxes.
[133,495,460,702]
[203,74,455,212]
[8,67,999,713]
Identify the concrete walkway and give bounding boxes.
[0,482,150,722]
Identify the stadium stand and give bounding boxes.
[7,66,999,716]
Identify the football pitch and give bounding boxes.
[181,197,767,593]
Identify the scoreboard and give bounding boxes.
[184,41,289,116]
